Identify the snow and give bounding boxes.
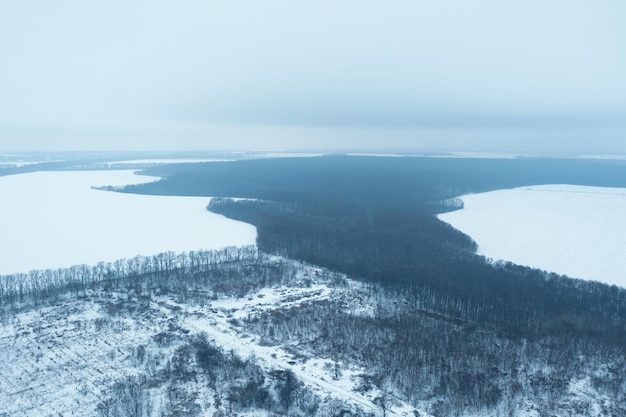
[571,153,626,160]
[0,259,420,416]
[438,185,626,288]
[148,270,419,416]
[0,170,256,275]
[347,153,409,158]
[254,152,325,158]
[0,160,59,167]
[438,152,522,159]
[105,153,325,166]
[105,158,233,166]
[436,151,626,159]
[0,296,179,416]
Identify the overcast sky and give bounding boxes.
[1,1,625,153]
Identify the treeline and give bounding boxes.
[0,248,371,416]
[0,246,271,311]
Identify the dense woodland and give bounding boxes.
[122,156,626,343]
[245,284,626,416]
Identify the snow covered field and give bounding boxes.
[0,170,256,275]
[438,185,626,288]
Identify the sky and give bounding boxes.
[1,1,625,153]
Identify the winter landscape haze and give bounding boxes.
[2,0,626,415]
[1,155,626,416]
[2,168,626,289]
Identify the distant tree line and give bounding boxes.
[0,246,270,313]
[122,155,626,203]
[117,155,626,345]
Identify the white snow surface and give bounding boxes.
[438,184,626,288]
[0,170,256,275]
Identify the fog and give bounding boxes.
[1,1,625,153]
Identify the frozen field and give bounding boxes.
[438,185,626,288]
[0,170,256,275]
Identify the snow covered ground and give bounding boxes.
[0,170,256,275]
[0,260,418,416]
[438,185,626,288]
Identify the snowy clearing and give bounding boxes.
[438,185,626,288]
[0,170,256,275]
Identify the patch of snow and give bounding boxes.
[438,152,522,159]
[0,170,256,275]
[0,161,54,167]
[432,152,626,160]
[105,158,234,166]
[105,153,325,167]
[0,299,153,416]
[347,153,409,158]
[174,279,418,416]
[438,185,626,288]
[571,153,626,160]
